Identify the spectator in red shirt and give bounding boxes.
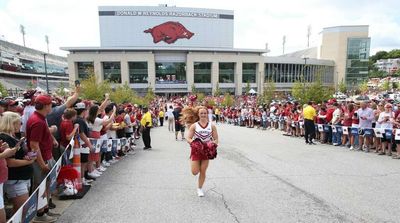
[26,94,58,222]
[60,108,79,154]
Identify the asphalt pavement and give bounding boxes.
[58,124,400,223]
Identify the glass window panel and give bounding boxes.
[128,62,148,83]
[103,62,121,83]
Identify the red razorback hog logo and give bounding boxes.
[144,21,194,44]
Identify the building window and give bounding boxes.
[155,62,186,83]
[345,38,370,86]
[102,62,121,83]
[242,63,256,83]
[77,62,94,79]
[219,62,235,83]
[128,62,148,83]
[194,62,211,83]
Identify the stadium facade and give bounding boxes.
[62,5,370,95]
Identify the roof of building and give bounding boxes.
[60,46,267,54]
[265,56,334,66]
[280,47,318,59]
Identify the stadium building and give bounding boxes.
[0,39,68,94]
[62,5,370,96]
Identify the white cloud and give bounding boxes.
[0,0,399,56]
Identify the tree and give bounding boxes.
[26,81,34,90]
[214,83,221,96]
[196,92,205,102]
[221,93,234,107]
[0,82,8,97]
[244,81,251,95]
[110,82,139,104]
[144,85,155,105]
[392,81,399,90]
[55,82,68,97]
[263,79,276,104]
[338,79,347,93]
[380,79,391,92]
[291,81,305,104]
[368,70,387,78]
[81,72,112,102]
[191,84,197,94]
[358,80,369,94]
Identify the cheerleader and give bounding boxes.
[183,106,219,197]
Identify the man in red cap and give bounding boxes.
[26,94,58,222]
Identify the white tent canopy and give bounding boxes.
[249,89,257,94]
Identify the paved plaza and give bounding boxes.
[58,124,400,223]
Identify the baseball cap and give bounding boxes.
[35,95,52,105]
[74,102,87,110]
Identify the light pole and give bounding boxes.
[43,54,49,94]
[301,56,309,98]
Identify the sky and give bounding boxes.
[0,0,399,57]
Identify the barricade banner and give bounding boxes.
[385,129,393,139]
[323,125,330,133]
[7,205,22,223]
[350,127,359,136]
[117,139,121,151]
[342,127,349,135]
[336,126,343,133]
[318,124,323,132]
[364,128,374,137]
[107,139,113,152]
[90,139,98,153]
[395,129,400,140]
[112,139,118,152]
[332,125,337,133]
[21,189,38,223]
[374,128,384,138]
[37,180,48,210]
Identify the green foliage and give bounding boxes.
[392,81,399,89]
[55,82,68,97]
[110,82,138,104]
[0,82,8,97]
[369,49,400,62]
[262,79,276,104]
[206,98,216,107]
[291,75,334,104]
[144,86,155,105]
[26,81,34,90]
[196,92,205,102]
[221,93,234,107]
[368,70,388,78]
[81,73,112,102]
[380,79,391,92]
[214,83,221,96]
[358,81,369,94]
[338,79,347,93]
[191,84,197,94]
[291,81,305,104]
[245,81,251,95]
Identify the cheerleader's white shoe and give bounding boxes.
[197,188,204,197]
